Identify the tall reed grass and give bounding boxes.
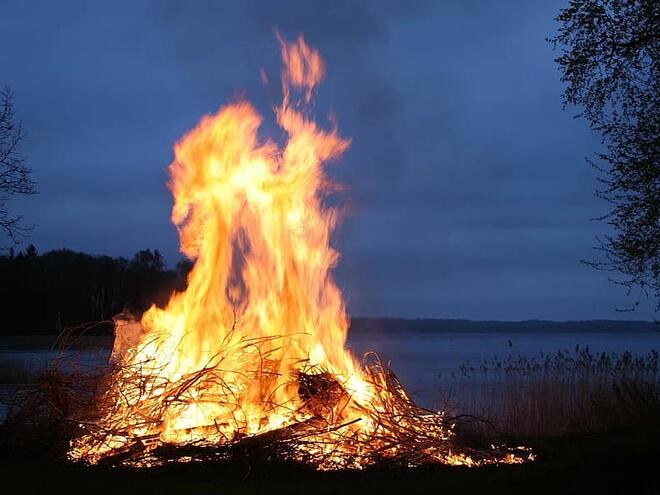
[446,347,660,438]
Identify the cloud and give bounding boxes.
[1,0,655,319]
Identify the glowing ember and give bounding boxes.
[69,36,531,469]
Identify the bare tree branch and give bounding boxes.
[0,86,36,246]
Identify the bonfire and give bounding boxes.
[66,35,531,470]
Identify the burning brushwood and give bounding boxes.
[69,324,530,469]
[65,35,532,470]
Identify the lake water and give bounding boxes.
[349,331,659,408]
[1,331,658,420]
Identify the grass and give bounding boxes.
[445,347,660,438]
[1,429,659,494]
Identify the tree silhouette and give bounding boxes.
[0,247,185,334]
[0,87,36,245]
[24,243,38,258]
[549,0,659,310]
[130,248,165,272]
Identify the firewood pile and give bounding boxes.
[2,324,532,470]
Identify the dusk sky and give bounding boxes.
[2,0,655,320]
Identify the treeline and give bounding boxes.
[0,245,192,335]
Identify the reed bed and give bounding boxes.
[445,347,660,438]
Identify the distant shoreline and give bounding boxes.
[349,317,659,334]
[0,318,657,351]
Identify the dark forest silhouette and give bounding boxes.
[0,245,191,334]
[1,244,655,337]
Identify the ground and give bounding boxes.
[1,429,658,495]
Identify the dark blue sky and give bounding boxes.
[2,0,655,320]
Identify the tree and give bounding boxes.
[130,248,165,272]
[24,243,38,258]
[0,87,36,245]
[549,0,660,310]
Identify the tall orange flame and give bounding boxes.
[138,35,358,439]
[69,36,531,469]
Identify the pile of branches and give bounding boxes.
[3,327,531,470]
